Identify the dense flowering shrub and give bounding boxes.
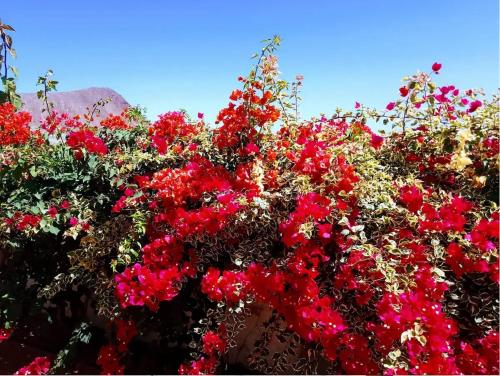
[0,38,498,374]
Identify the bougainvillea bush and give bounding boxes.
[0,37,498,375]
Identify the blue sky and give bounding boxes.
[4,0,499,126]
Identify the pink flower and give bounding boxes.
[69,217,78,226]
[386,102,396,111]
[354,101,361,109]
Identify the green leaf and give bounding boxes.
[46,225,60,235]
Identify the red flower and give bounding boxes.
[201,267,248,304]
[46,206,58,218]
[66,129,108,157]
[97,345,124,375]
[115,263,184,311]
[14,357,51,375]
[60,200,70,210]
[229,89,243,101]
[399,185,423,213]
[16,214,42,231]
[0,103,32,146]
[292,140,331,183]
[178,356,218,375]
[399,86,409,97]
[317,223,332,239]
[465,215,499,253]
[213,86,279,149]
[148,111,200,154]
[279,193,331,247]
[446,242,489,278]
[370,133,384,149]
[244,142,260,155]
[202,331,226,356]
[0,327,13,342]
[432,62,442,73]
[336,333,379,374]
[115,319,137,352]
[467,100,482,113]
[100,112,130,130]
[124,187,134,197]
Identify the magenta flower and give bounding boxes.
[432,62,442,73]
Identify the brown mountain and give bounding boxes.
[20,87,130,125]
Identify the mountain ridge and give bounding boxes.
[20,87,130,125]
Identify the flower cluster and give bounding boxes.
[148,111,201,154]
[40,111,84,135]
[4,212,42,231]
[115,263,185,311]
[97,344,124,375]
[466,213,499,253]
[100,110,131,130]
[179,331,226,375]
[14,357,51,375]
[201,267,248,304]
[279,192,331,247]
[0,102,32,146]
[95,319,138,374]
[213,84,279,150]
[66,129,108,158]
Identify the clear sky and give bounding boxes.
[4,0,499,127]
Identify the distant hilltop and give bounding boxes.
[20,87,130,125]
